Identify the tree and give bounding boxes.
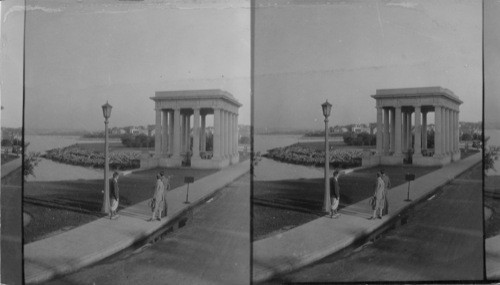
[1,139,12,147]
[343,132,354,145]
[485,137,499,174]
[461,133,472,141]
[472,132,483,141]
[121,134,133,147]
[24,151,41,180]
[239,136,250,145]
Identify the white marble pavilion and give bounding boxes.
[363,87,462,167]
[141,89,241,169]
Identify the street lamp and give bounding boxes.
[321,100,332,213]
[101,101,112,214]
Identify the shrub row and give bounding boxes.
[263,143,363,168]
[42,144,141,170]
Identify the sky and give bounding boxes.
[485,0,500,130]
[254,0,482,132]
[1,0,25,128]
[18,0,250,131]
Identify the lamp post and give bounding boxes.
[321,100,332,213]
[101,102,112,214]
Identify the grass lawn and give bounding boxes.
[1,154,20,165]
[460,149,480,160]
[485,196,500,239]
[485,175,500,238]
[253,164,440,241]
[23,167,217,243]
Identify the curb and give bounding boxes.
[252,154,481,283]
[486,235,500,280]
[1,157,22,179]
[25,160,250,284]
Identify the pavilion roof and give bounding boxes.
[371,86,463,105]
[152,89,242,107]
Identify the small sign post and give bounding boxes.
[405,173,415,202]
[184,176,194,204]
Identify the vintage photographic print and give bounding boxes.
[485,0,500,280]
[1,0,25,284]
[3,0,251,284]
[1,0,499,284]
[252,0,483,283]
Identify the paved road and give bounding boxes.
[45,174,250,285]
[270,163,483,283]
[1,167,23,285]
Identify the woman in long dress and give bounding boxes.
[160,172,170,218]
[369,172,386,220]
[150,173,165,221]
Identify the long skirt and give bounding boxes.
[110,198,119,212]
[153,190,169,218]
[374,191,385,214]
[382,194,389,215]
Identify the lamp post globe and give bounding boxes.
[322,100,332,213]
[101,102,112,214]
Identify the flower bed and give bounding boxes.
[42,144,141,170]
[263,143,363,168]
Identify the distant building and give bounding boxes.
[331,126,344,134]
[351,124,370,134]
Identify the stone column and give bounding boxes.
[450,110,457,153]
[414,106,422,156]
[155,109,162,156]
[455,110,459,152]
[376,107,383,155]
[451,109,455,152]
[384,108,390,154]
[225,110,230,157]
[233,113,237,156]
[201,113,206,152]
[173,108,181,157]
[234,113,239,155]
[441,107,447,154]
[169,111,174,155]
[422,111,427,150]
[408,112,413,150]
[434,106,442,157]
[213,108,221,159]
[390,108,395,152]
[444,108,449,154]
[161,110,168,154]
[186,113,191,151]
[227,112,233,157]
[192,108,200,159]
[220,110,225,158]
[441,107,448,155]
[180,113,185,152]
[395,106,402,156]
[402,111,407,152]
[449,110,453,152]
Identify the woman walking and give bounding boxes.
[369,172,386,220]
[160,171,170,218]
[149,173,166,221]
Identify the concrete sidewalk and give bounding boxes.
[252,152,482,282]
[24,160,250,284]
[1,157,22,179]
[486,235,500,280]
